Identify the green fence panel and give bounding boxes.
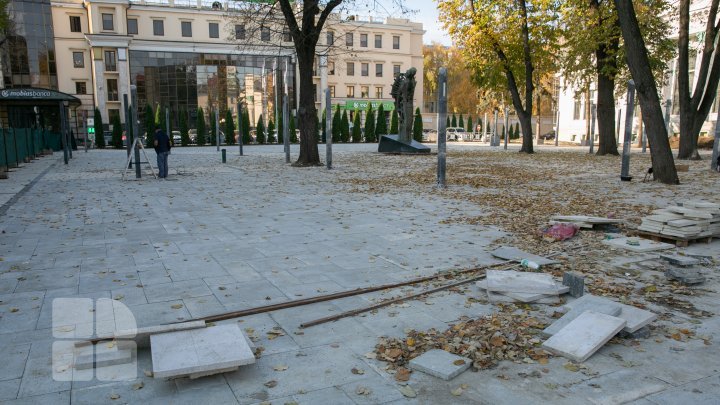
[6,128,17,167]
[16,129,28,162]
[0,130,6,169]
[33,129,41,155]
[46,132,62,151]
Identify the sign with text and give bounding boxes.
[343,100,395,111]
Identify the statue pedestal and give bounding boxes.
[378,135,431,154]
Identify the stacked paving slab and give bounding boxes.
[638,200,720,239]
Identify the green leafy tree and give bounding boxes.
[413,107,423,142]
[459,114,464,129]
[467,116,473,133]
[351,111,362,142]
[256,115,266,144]
[440,0,561,153]
[209,109,217,146]
[375,104,387,138]
[331,104,341,143]
[340,110,349,142]
[179,108,190,146]
[144,104,154,147]
[94,108,105,148]
[291,114,299,143]
[267,118,276,143]
[242,108,251,144]
[514,122,520,139]
[321,109,327,143]
[508,124,514,140]
[390,109,399,134]
[196,107,207,146]
[451,114,457,127]
[446,116,451,128]
[111,113,122,149]
[225,110,235,145]
[364,105,376,143]
[155,104,166,135]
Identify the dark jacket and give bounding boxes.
[154,130,171,153]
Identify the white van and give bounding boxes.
[446,127,467,141]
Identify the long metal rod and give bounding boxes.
[437,67,447,188]
[194,259,515,324]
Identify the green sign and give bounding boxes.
[343,100,395,111]
[88,127,95,134]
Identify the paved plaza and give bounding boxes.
[0,144,718,404]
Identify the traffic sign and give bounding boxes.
[87,118,94,127]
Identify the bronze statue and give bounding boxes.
[390,67,417,142]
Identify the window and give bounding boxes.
[75,82,86,95]
[235,24,245,40]
[393,35,400,49]
[261,26,270,41]
[107,79,118,101]
[346,32,353,47]
[72,51,84,68]
[375,34,382,48]
[393,64,401,77]
[108,109,120,124]
[361,63,368,76]
[573,97,582,120]
[283,29,291,42]
[346,85,355,97]
[102,13,114,31]
[361,86,369,98]
[346,62,354,76]
[329,86,335,98]
[181,21,192,37]
[104,50,116,72]
[127,18,138,35]
[69,16,81,33]
[376,63,383,77]
[327,31,334,45]
[153,20,164,36]
[360,33,368,47]
[328,61,335,75]
[209,22,219,38]
[375,87,383,99]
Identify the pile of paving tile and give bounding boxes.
[476,270,569,304]
[637,200,720,239]
[541,295,657,362]
[549,215,624,229]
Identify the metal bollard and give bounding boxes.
[221,148,226,163]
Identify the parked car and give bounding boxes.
[188,129,197,143]
[171,130,181,145]
[446,127,467,141]
[422,128,438,142]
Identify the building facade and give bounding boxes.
[2,0,424,135]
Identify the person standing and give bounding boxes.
[153,125,171,178]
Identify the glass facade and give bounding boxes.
[130,51,295,130]
[1,0,58,89]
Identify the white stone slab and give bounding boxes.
[542,311,626,362]
[551,215,624,224]
[486,270,559,294]
[659,254,700,267]
[486,290,560,304]
[74,346,134,370]
[563,295,657,333]
[603,237,675,252]
[543,299,621,336]
[490,246,560,266]
[477,280,567,302]
[408,349,471,380]
[76,320,206,349]
[151,323,255,379]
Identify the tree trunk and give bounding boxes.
[595,29,620,155]
[294,50,320,166]
[517,109,534,152]
[614,0,679,184]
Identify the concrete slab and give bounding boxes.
[603,237,675,252]
[486,290,560,304]
[544,298,621,336]
[563,295,658,333]
[486,270,559,294]
[408,349,471,380]
[74,346,134,370]
[151,323,255,379]
[490,246,560,266]
[477,279,566,302]
[659,254,700,267]
[542,311,626,362]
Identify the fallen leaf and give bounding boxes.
[9,308,19,313]
[364,352,377,359]
[399,385,416,398]
[538,357,549,365]
[563,363,580,372]
[106,342,116,349]
[355,386,372,396]
[110,393,120,400]
[144,370,153,377]
[170,304,183,309]
[386,348,403,359]
[395,367,411,382]
[264,380,277,388]
[451,387,463,396]
[453,359,466,366]
[273,365,288,372]
[351,367,365,375]
[132,382,144,390]
[114,295,124,301]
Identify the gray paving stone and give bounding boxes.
[2,390,70,405]
[143,279,213,303]
[408,349,471,380]
[0,343,30,381]
[0,378,20,400]
[603,237,675,252]
[151,323,255,379]
[544,298,621,336]
[563,295,658,333]
[659,253,700,267]
[542,311,626,362]
[486,270,559,294]
[645,373,720,404]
